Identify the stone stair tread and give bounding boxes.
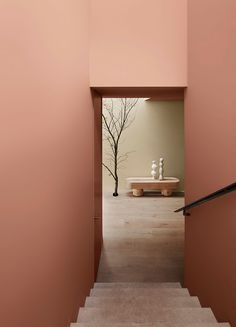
[85,295,201,307]
[72,324,230,327]
[78,307,217,323]
[94,282,181,288]
[90,288,189,297]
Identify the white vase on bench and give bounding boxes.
[151,160,157,179]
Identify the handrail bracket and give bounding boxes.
[183,209,191,217]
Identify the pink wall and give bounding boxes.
[0,1,100,327]
[185,0,236,326]
[90,0,187,87]
[92,91,103,278]
[2,0,236,326]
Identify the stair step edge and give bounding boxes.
[72,324,230,327]
[78,307,217,323]
[85,296,201,307]
[94,282,182,288]
[90,288,190,296]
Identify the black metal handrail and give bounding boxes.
[175,182,236,216]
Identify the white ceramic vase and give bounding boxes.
[151,160,157,179]
[159,158,164,180]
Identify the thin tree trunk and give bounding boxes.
[113,145,119,196]
[113,178,118,197]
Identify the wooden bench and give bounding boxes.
[126,177,180,197]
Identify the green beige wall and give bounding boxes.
[103,99,184,193]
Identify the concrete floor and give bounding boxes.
[97,191,184,283]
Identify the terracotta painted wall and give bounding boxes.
[90,0,187,87]
[185,0,236,326]
[0,1,100,327]
[92,91,103,278]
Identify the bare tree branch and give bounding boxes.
[102,163,116,180]
[102,98,138,196]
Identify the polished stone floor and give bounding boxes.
[97,191,185,283]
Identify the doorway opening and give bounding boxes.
[93,88,185,284]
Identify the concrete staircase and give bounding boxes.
[72,282,230,327]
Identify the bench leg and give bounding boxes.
[162,190,172,197]
[133,189,144,197]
